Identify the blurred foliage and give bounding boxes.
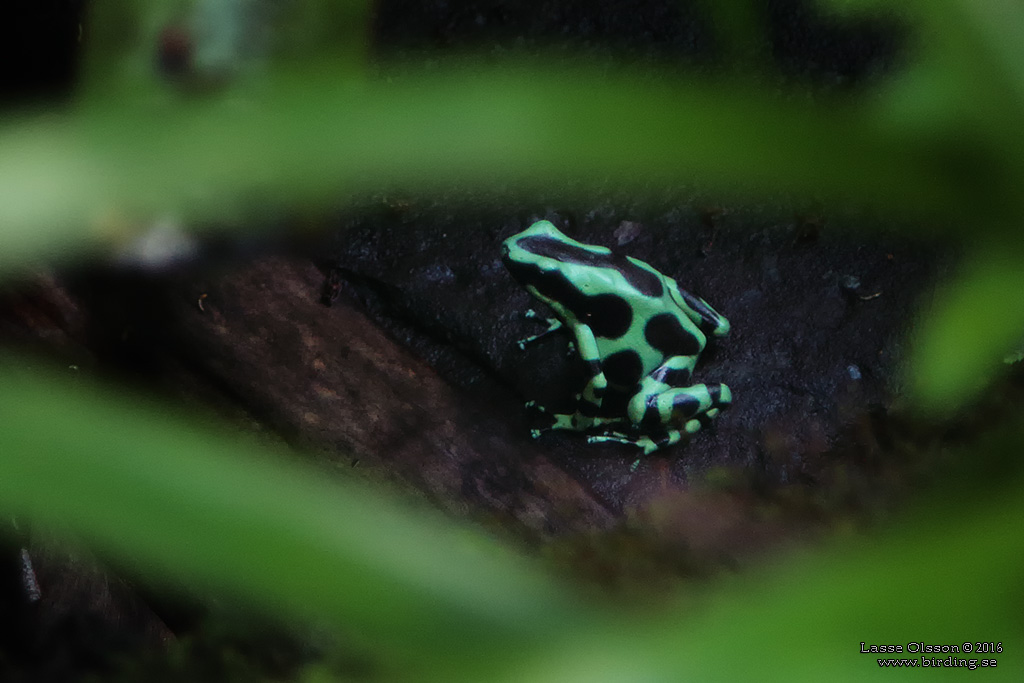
[0,67,980,267]
[912,246,1024,411]
[1,359,1020,680]
[0,360,588,678]
[1,0,1023,680]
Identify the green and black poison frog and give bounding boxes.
[502,220,731,455]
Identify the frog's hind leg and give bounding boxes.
[591,383,732,456]
[683,383,732,427]
[629,383,732,430]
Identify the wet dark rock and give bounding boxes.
[323,202,942,511]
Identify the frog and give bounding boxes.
[501,220,731,455]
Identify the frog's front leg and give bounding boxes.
[527,323,609,436]
[568,322,609,416]
[515,309,564,349]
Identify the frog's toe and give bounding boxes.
[525,401,556,422]
[710,383,732,409]
[587,432,636,448]
[525,402,562,435]
[515,334,539,349]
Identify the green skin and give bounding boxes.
[502,220,732,455]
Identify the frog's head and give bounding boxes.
[501,220,579,273]
[503,221,580,286]
[502,221,617,305]
[504,221,649,337]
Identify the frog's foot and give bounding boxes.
[526,402,624,437]
[524,400,567,437]
[588,430,685,456]
[515,310,564,349]
[679,383,731,432]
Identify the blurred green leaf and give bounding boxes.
[0,359,584,675]
[659,476,1023,680]
[274,0,374,68]
[909,246,1024,413]
[811,1,1024,412]
[509,457,1024,681]
[693,0,771,72]
[953,0,1024,106]
[0,64,994,274]
[819,0,1024,116]
[2,360,1022,682]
